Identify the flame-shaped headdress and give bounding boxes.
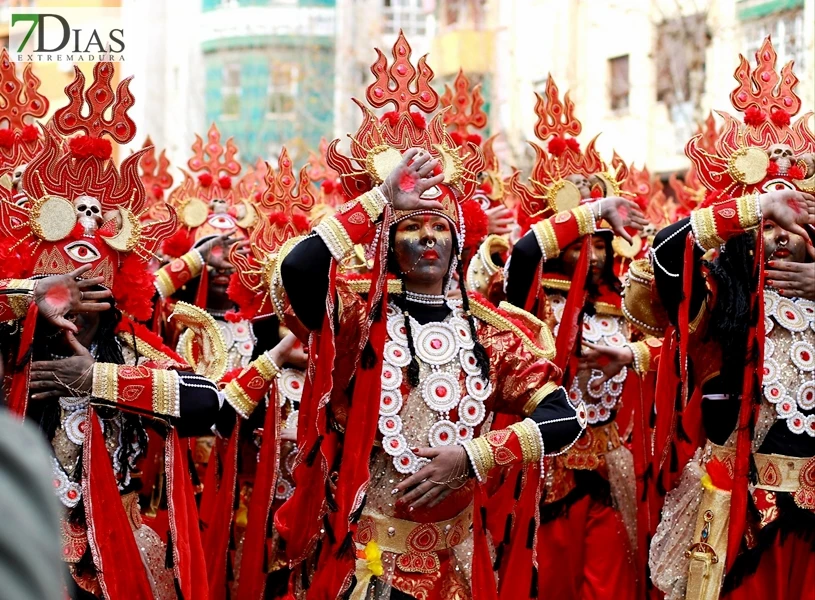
[686,37,815,195]
[138,136,174,223]
[308,137,344,212]
[0,61,178,321]
[511,75,629,225]
[326,31,484,230]
[0,49,49,175]
[229,147,315,320]
[165,124,258,252]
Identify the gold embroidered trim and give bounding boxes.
[627,340,651,374]
[690,207,725,250]
[508,418,543,464]
[345,278,403,295]
[470,299,550,360]
[168,301,228,381]
[573,205,596,237]
[736,193,760,230]
[359,188,387,222]
[497,301,556,361]
[91,363,118,402]
[315,215,356,261]
[531,219,560,261]
[540,277,571,292]
[357,504,473,555]
[522,381,559,416]
[152,369,180,417]
[7,279,34,319]
[256,352,280,381]
[155,268,175,299]
[223,379,258,419]
[594,302,623,317]
[117,333,182,367]
[181,250,204,277]
[462,436,495,481]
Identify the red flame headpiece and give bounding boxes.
[0,61,178,321]
[686,37,815,196]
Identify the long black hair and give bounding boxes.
[542,232,622,297]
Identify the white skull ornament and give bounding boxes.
[74,195,103,235]
[767,144,794,174]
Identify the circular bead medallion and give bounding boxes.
[776,397,797,419]
[394,450,419,474]
[764,337,775,359]
[456,423,474,442]
[762,358,780,384]
[458,395,485,427]
[275,478,294,500]
[450,317,474,349]
[805,414,815,437]
[774,298,808,332]
[64,410,88,445]
[787,411,806,435]
[429,419,457,447]
[422,372,460,412]
[384,341,412,367]
[381,363,403,390]
[797,299,815,320]
[596,317,619,337]
[460,349,482,376]
[379,390,403,416]
[383,434,408,457]
[387,316,409,345]
[582,320,601,343]
[415,324,458,365]
[280,369,305,401]
[791,341,815,372]
[764,382,786,404]
[765,316,774,335]
[378,415,403,436]
[612,366,628,384]
[465,375,492,401]
[797,381,815,411]
[587,374,605,399]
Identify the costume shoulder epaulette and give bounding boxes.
[469,297,556,361]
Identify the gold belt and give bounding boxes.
[355,504,473,556]
[562,420,621,470]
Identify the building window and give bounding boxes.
[742,9,806,70]
[267,63,298,118]
[221,63,241,118]
[609,55,630,112]
[383,0,427,36]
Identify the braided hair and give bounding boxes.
[388,226,490,387]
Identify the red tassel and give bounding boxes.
[82,409,154,599]
[236,386,281,600]
[166,430,209,599]
[726,231,765,570]
[472,485,499,600]
[7,302,38,417]
[554,237,590,370]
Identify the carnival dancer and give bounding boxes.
[504,74,654,599]
[0,61,233,599]
[647,38,815,600]
[264,33,586,600]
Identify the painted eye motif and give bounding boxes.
[761,178,796,192]
[420,185,442,199]
[208,214,236,229]
[64,241,101,263]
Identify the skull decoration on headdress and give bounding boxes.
[686,37,815,197]
[228,147,315,320]
[0,50,49,200]
[163,124,258,256]
[0,61,178,321]
[325,31,485,251]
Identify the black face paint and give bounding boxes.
[393,214,453,286]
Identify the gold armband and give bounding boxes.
[462,437,496,482]
[531,219,560,261]
[92,363,119,402]
[573,204,597,236]
[507,418,544,465]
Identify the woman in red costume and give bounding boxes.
[267,33,585,600]
[647,38,815,600]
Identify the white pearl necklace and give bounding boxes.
[404,290,446,306]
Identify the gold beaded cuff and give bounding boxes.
[223,379,258,419]
[152,369,181,417]
[462,436,496,482]
[627,341,651,374]
[154,269,175,299]
[737,193,761,230]
[522,381,559,416]
[315,215,356,261]
[359,188,387,222]
[573,205,597,236]
[256,352,281,381]
[92,363,119,402]
[531,220,560,261]
[690,207,725,250]
[7,278,35,319]
[507,418,544,465]
[181,249,205,276]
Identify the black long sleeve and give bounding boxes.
[651,217,707,325]
[174,373,222,437]
[530,387,584,454]
[505,230,542,308]
[280,235,333,331]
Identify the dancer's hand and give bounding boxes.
[29,331,94,400]
[380,148,446,212]
[592,197,649,243]
[766,260,815,299]
[33,265,112,333]
[486,205,515,235]
[392,445,471,510]
[759,190,815,256]
[579,341,633,384]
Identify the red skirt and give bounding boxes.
[536,495,637,600]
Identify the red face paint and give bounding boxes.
[786,198,802,214]
[210,245,224,258]
[45,283,72,310]
[399,172,418,192]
